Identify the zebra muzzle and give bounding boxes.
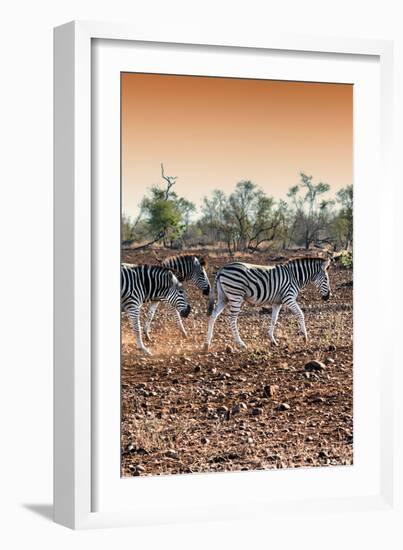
[180,305,191,318]
[322,292,330,301]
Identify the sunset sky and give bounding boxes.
[121,73,352,219]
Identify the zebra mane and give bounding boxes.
[122,262,177,277]
[163,254,207,266]
[286,256,329,267]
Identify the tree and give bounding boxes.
[199,181,282,252]
[287,172,333,249]
[334,185,353,248]
[139,164,196,248]
[200,189,228,243]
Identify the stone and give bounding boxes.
[165,449,178,459]
[126,443,135,454]
[277,403,291,411]
[304,360,325,372]
[263,384,278,398]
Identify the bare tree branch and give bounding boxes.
[161,163,178,200]
[123,231,165,251]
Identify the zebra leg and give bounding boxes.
[126,304,152,355]
[268,304,282,345]
[203,298,227,350]
[144,302,158,341]
[288,301,308,342]
[229,299,247,348]
[174,309,188,338]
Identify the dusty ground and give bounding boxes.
[121,248,353,477]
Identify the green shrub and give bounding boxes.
[338,250,353,269]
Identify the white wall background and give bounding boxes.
[0,1,401,548]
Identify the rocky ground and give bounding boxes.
[121,248,353,477]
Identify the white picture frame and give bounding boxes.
[54,20,399,531]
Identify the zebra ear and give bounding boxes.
[198,256,207,267]
[167,269,177,283]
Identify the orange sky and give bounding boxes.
[121,73,352,219]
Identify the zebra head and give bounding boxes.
[312,259,331,301]
[191,256,211,296]
[166,271,192,318]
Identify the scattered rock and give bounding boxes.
[328,344,337,352]
[304,360,325,372]
[232,402,248,414]
[277,403,291,411]
[194,365,202,373]
[251,407,264,416]
[324,357,335,364]
[225,345,234,353]
[311,396,326,404]
[263,384,278,398]
[227,451,240,460]
[259,306,271,315]
[165,449,178,459]
[201,437,210,445]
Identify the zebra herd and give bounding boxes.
[121,254,332,355]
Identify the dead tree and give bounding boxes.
[161,163,178,200]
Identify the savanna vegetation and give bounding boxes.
[122,164,353,255]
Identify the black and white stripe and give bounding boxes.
[144,255,210,340]
[205,257,331,349]
[121,264,191,355]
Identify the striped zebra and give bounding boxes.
[121,264,191,355]
[204,257,331,350]
[144,255,210,341]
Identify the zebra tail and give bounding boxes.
[207,275,217,316]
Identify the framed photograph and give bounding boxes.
[54,21,398,530]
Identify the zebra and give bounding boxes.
[121,264,191,355]
[143,255,210,341]
[204,256,331,350]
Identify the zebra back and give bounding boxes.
[121,264,181,303]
